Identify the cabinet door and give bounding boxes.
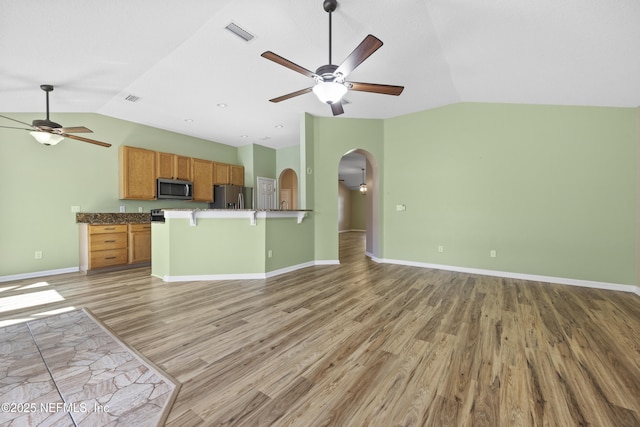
[213,162,230,185]
[230,165,244,186]
[128,224,151,264]
[191,158,214,201]
[156,151,174,179]
[120,146,156,200]
[174,155,192,181]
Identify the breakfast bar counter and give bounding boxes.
[151,209,314,281]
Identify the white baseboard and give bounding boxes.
[160,260,339,282]
[374,257,640,295]
[0,267,80,283]
[314,259,340,266]
[6,260,639,297]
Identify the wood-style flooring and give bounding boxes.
[1,232,639,426]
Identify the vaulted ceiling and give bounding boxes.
[1,0,639,150]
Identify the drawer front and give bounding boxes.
[90,233,127,251]
[89,224,127,234]
[129,223,151,233]
[90,248,128,269]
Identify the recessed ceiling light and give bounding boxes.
[184,119,194,123]
[275,124,284,129]
[217,103,228,108]
[240,135,248,138]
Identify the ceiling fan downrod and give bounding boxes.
[324,0,338,65]
[41,84,54,121]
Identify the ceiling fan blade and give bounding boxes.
[63,133,111,148]
[269,87,313,103]
[0,114,35,129]
[335,35,383,77]
[261,51,316,78]
[347,81,404,96]
[0,124,33,131]
[58,126,93,134]
[330,102,344,116]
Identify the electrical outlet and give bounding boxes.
[490,250,497,258]
[71,206,81,213]
[119,206,126,213]
[138,207,143,213]
[438,245,444,253]
[267,250,273,258]
[35,251,43,259]
[395,204,406,211]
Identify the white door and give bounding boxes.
[257,177,277,210]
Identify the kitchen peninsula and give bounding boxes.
[151,209,314,281]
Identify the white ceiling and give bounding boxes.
[1,0,639,151]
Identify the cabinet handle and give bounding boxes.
[105,256,117,260]
[104,227,116,230]
[104,240,116,243]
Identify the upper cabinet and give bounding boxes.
[119,145,243,201]
[119,146,156,200]
[230,165,244,186]
[213,162,230,185]
[191,158,214,202]
[214,162,244,186]
[156,152,192,181]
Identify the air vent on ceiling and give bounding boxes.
[124,94,141,103]
[225,22,255,42]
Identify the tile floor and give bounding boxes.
[0,309,179,426]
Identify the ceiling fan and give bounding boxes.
[0,84,111,148]
[261,0,404,116]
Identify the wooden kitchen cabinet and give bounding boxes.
[175,155,192,180]
[213,162,230,185]
[230,165,244,186]
[128,223,151,264]
[120,146,156,200]
[156,152,192,181]
[214,163,244,186]
[191,158,214,201]
[80,224,128,271]
[80,223,151,272]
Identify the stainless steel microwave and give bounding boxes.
[157,178,193,200]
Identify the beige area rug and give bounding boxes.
[0,308,180,426]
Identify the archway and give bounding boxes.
[338,149,379,261]
[278,168,298,210]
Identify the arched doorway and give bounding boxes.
[278,168,298,210]
[338,150,379,261]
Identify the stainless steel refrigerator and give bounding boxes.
[209,185,253,209]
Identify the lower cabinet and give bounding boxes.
[80,223,151,272]
[128,224,151,264]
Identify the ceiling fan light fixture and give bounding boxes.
[312,80,347,104]
[30,131,64,146]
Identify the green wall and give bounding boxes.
[350,190,366,230]
[153,218,266,276]
[3,103,638,287]
[309,116,384,261]
[0,113,240,277]
[276,144,300,179]
[382,103,637,284]
[265,217,314,271]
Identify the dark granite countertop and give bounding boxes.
[76,213,151,224]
